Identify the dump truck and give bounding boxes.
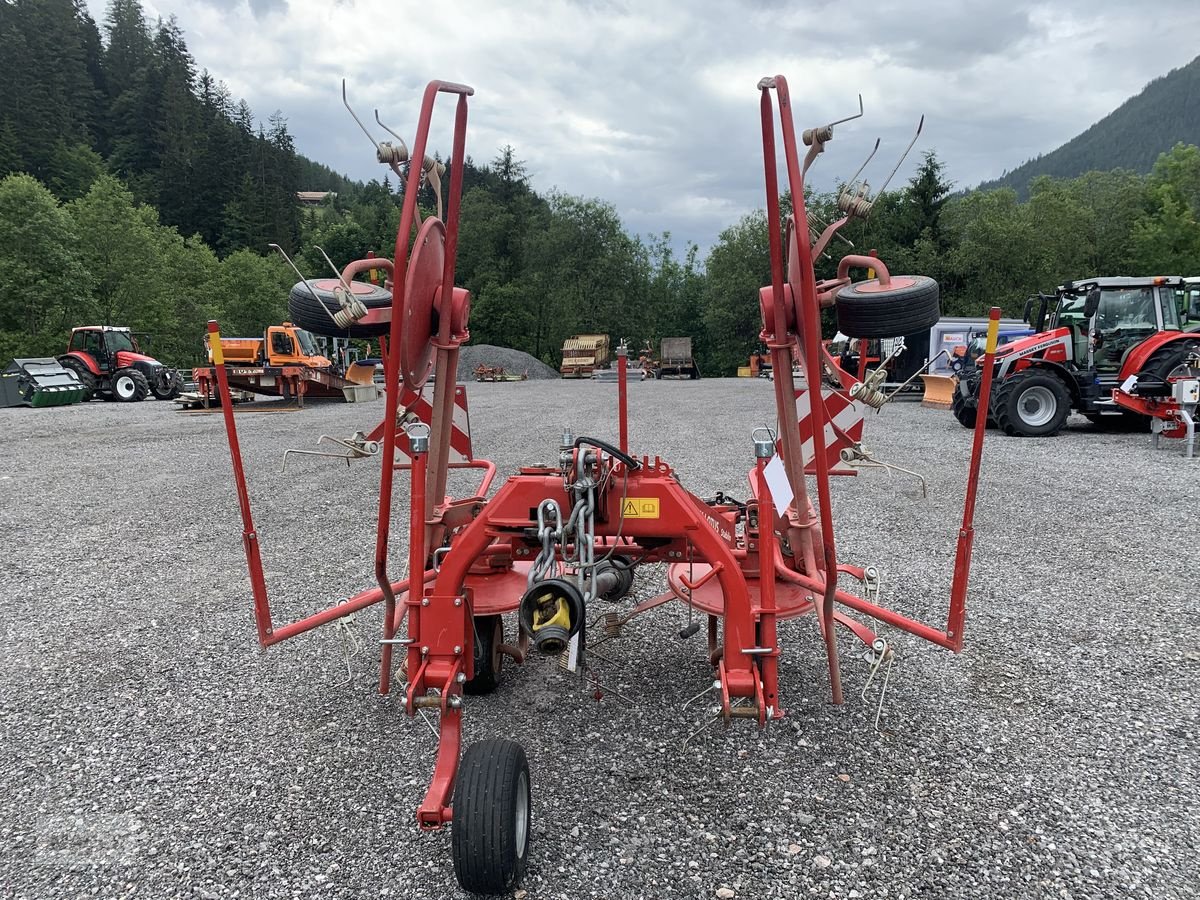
[560,334,611,378]
[191,323,378,405]
[655,336,699,379]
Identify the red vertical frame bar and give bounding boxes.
[207,320,273,645]
[946,306,1001,650]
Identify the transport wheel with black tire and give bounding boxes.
[112,368,149,402]
[464,615,504,696]
[58,357,96,401]
[452,739,531,895]
[835,275,940,339]
[287,279,394,339]
[992,369,1070,437]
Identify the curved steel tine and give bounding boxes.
[269,243,340,326]
[875,115,925,199]
[342,79,380,151]
[827,92,864,129]
[845,137,881,192]
[313,245,352,291]
[374,108,410,161]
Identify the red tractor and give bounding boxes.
[58,326,182,402]
[953,276,1200,436]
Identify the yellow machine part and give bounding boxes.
[532,596,572,632]
[920,373,957,408]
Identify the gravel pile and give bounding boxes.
[1,383,1196,899]
[457,344,558,380]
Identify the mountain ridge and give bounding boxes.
[978,55,1200,196]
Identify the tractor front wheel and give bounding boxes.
[992,369,1070,437]
[463,615,504,696]
[951,378,978,429]
[151,369,182,400]
[452,739,531,894]
[112,368,149,402]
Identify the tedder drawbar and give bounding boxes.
[209,77,1001,894]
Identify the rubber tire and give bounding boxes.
[950,373,997,429]
[151,369,182,400]
[992,369,1070,437]
[951,382,977,429]
[287,280,393,339]
[464,615,503,696]
[58,357,96,401]
[1140,338,1200,383]
[835,275,941,339]
[111,368,149,402]
[452,739,531,895]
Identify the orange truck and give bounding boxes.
[193,323,377,405]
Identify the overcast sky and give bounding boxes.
[84,0,1200,254]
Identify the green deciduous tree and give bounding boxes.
[0,174,86,359]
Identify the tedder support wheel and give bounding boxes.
[834,275,940,339]
[992,369,1070,437]
[464,615,504,696]
[58,357,96,401]
[287,279,394,339]
[452,739,531,894]
[111,368,149,402]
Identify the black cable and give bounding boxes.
[573,435,640,470]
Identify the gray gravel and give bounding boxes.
[0,381,1196,900]
[456,345,559,380]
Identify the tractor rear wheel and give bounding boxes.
[463,615,504,696]
[58,357,96,401]
[1140,338,1200,385]
[992,369,1070,437]
[452,739,531,894]
[835,275,940,339]
[111,368,149,402]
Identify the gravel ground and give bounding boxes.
[456,346,558,380]
[0,381,1196,900]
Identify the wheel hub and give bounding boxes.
[1018,385,1057,427]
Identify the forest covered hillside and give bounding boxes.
[979,55,1200,196]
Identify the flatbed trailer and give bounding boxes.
[191,363,377,406]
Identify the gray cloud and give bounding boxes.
[87,0,1200,253]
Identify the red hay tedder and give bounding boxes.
[208,77,1001,894]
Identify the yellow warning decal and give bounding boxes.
[211,331,224,365]
[621,497,660,519]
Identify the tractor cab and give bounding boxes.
[1023,277,1183,374]
[67,326,145,372]
[1177,278,1200,330]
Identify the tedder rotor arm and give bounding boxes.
[759,75,844,702]
[374,80,474,629]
